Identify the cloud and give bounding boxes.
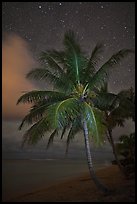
[2,33,37,120]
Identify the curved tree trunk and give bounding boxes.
[104,111,128,177]
[83,119,109,193]
[107,128,128,177]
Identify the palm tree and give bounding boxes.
[17,30,133,193]
[94,84,135,176]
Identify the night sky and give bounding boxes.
[2,2,135,159]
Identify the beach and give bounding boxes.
[2,159,109,201]
[3,164,135,202]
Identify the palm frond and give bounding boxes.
[110,101,134,121]
[39,51,66,76]
[41,51,76,87]
[66,54,87,85]
[93,92,118,111]
[40,50,66,64]
[106,93,135,128]
[65,126,75,155]
[63,30,84,84]
[60,125,67,139]
[83,102,106,145]
[106,114,125,129]
[117,88,135,120]
[47,97,80,129]
[85,43,104,77]
[65,118,81,154]
[89,49,133,90]
[64,30,81,53]
[46,129,58,149]
[17,90,66,105]
[18,103,46,130]
[27,68,70,91]
[18,92,73,130]
[112,89,135,120]
[117,88,135,102]
[22,118,49,146]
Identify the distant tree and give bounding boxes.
[116,132,135,161]
[17,30,133,193]
[94,84,135,176]
[115,132,135,175]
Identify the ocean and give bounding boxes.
[2,158,111,201]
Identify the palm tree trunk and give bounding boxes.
[107,128,128,177]
[83,119,109,193]
[104,111,127,177]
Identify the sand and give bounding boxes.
[5,165,135,202]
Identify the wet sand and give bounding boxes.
[5,165,135,202]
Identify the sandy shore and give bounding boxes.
[5,165,135,202]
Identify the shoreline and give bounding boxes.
[2,159,111,201]
[4,165,135,202]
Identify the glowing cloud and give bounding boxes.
[2,33,37,120]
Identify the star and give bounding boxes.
[38,5,42,9]
[60,19,65,23]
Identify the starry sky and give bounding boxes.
[2,2,135,159]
